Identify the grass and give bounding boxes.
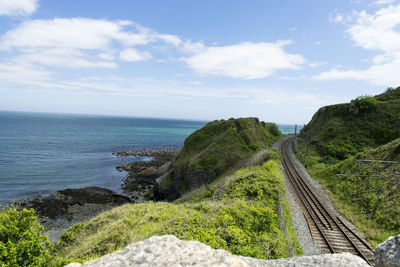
[53,160,302,262]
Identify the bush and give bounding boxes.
[350,95,377,114]
[0,207,53,266]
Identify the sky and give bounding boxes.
[0,0,399,124]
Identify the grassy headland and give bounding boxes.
[157,117,282,200]
[54,160,301,262]
[300,87,400,160]
[49,118,301,264]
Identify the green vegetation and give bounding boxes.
[0,207,53,266]
[158,117,282,199]
[53,160,302,262]
[349,95,377,114]
[296,87,400,246]
[300,86,400,160]
[2,118,299,265]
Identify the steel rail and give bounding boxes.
[280,137,373,265]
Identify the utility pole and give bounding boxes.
[294,124,297,152]
[305,128,310,168]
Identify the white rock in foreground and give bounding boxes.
[66,235,369,267]
[375,235,400,267]
[66,235,249,267]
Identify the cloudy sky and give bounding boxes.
[0,0,399,124]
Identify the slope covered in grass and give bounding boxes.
[300,87,400,160]
[157,117,282,199]
[54,160,302,262]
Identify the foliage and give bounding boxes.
[350,95,377,114]
[0,207,53,266]
[159,117,282,198]
[53,160,302,262]
[295,137,400,246]
[300,86,400,160]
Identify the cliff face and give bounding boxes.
[156,117,282,200]
[301,86,400,159]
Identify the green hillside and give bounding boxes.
[156,117,282,200]
[300,86,400,160]
[53,160,301,264]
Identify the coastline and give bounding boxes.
[15,148,180,242]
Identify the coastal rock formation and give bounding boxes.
[17,186,132,220]
[65,235,369,267]
[115,148,178,201]
[375,235,400,267]
[16,187,133,242]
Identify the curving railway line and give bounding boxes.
[280,136,374,265]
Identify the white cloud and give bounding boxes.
[119,48,152,62]
[97,52,115,61]
[0,18,181,69]
[329,11,356,24]
[330,13,344,23]
[181,40,206,54]
[185,40,306,79]
[309,61,326,68]
[188,80,202,85]
[0,0,38,16]
[0,18,150,50]
[374,0,396,5]
[0,62,51,85]
[314,4,400,86]
[12,48,117,69]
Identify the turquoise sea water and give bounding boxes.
[0,111,299,205]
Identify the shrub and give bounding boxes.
[350,95,377,114]
[0,207,53,266]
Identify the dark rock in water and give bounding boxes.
[115,149,179,201]
[17,186,132,220]
[55,187,131,205]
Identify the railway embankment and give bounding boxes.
[295,87,400,247]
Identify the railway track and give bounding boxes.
[280,137,374,265]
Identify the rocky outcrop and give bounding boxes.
[17,186,132,220]
[115,148,178,201]
[16,187,133,242]
[66,235,369,267]
[375,235,400,267]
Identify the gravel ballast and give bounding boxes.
[273,136,320,255]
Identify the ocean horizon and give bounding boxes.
[0,110,301,205]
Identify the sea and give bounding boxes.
[0,111,300,206]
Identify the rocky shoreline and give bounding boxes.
[16,148,179,242]
[114,148,179,201]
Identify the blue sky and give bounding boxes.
[0,0,399,124]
